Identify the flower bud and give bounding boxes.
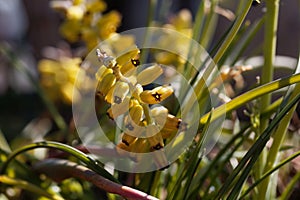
[107,96,131,119]
[113,81,129,104]
[124,118,145,138]
[130,98,140,107]
[151,106,168,127]
[116,48,139,66]
[96,73,116,96]
[164,114,182,131]
[160,119,187,140]
[66,6,84,20]
[116,48,140,76]
[160,130,174,139]
[146,125,164,150]
[130,138,149,153]
[105,81,130,104]
[116,142,131,157]
[105,84,115,104]
[137,64,163,86]
[140,85,174,104]
[129,104,144,125]
[129,138,150,162]
[95,65,113,81]
[121,133,137,146]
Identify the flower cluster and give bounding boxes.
[154,9,193,70]
[95,48,186,166]
[51,0,121,51]
[38,53,83,104]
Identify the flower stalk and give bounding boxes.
[257,0,280,198]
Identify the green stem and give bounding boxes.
[0,43,67,131]
[258,0,280,198]
[150,171,161,196]
[142,103,153,124]
[0,141,118,183]
[168,112,212,200]
[261,0,279,86]
[261,87,299,199]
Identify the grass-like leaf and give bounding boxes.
[239,150,300,199]
[216,92,300,199]
[0,141,118,183]
[200,72,300,125]
[187,125,251,199]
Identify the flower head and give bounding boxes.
[154,9,193,70]
[95,48,186,166]
[52,0,121,51]
[38,46,90,104]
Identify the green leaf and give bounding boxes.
[200,72,300,125]
[0,141,119,183]
[216,92,300,199]
[239,150,300,199]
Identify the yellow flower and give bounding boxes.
[81,27,99,52]
[154,9,193,70]
[95,49,184,168]
[73,0,84,6]
[102,33,137,62]
[169,9,193,31]
[66,5,85,20]
[96,11,121,40]
[59,20,82,43]
[86,0,107,13]
[139,85,174,104]
[51,0,121,51]
[38,57,83,104]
